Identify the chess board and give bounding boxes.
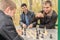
[16,27,58,40]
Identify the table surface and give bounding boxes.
[16,26,58,40]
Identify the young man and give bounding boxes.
[36,1,57,29]
[20,3,36,28]
[0,0,24,40]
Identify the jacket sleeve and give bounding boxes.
[19,14,25,26]
[45,13,57,29]
[0,18,24,40]
[31,12,37,27]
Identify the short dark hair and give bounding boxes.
[21,3,27,7]
[44,0,52,6]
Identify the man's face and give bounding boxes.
[9,9,16,17]
[21,6,28,13]
[43,3,52,14]
[4,6,16,17]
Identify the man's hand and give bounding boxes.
[16,29,23,35]
[22,24,27,28]
[36,13,44,18]
[28,24,33,28]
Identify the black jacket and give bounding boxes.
[37,10,57,29]
[0,10,24,40]
[20,10,36,27]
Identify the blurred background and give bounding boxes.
[1,0,58,27]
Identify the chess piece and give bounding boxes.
[39,30,41,34]
[43,26,46,33]
[36,30,39,39]
[50,34,52,39]
[24,28,26,36]
[41,34,44,38]
[43,29,45,33]
[22,31,23,35]
[36,24,40,39]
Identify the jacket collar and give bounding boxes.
[46,10,53,16]
[0,10,12,20]
[23,10,30,15]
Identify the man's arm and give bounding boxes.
[19,14,24,26]
[20,14,27,28]
[31,12,37,27]
[0,18,24,40]
[32,13,37,27]
[45,13,57,29]
[28,12,37,28]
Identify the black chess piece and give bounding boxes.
[36,30,39,39]
[43,29,45,33]
[22,32,23,35]
[41,34,44,38]
[50,34,52,39]
[39,30,41,34]
[36,24,40,39]
[36,31,39,39]
[24,28,26,36]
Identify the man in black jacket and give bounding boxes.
[20,3,36,28]
[0,0,24,40]
[36,1,57,29]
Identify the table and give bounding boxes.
[16,26,58,40]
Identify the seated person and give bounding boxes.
[36,1,57,29]
[20,3,36,28]
[0,0,24,40]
